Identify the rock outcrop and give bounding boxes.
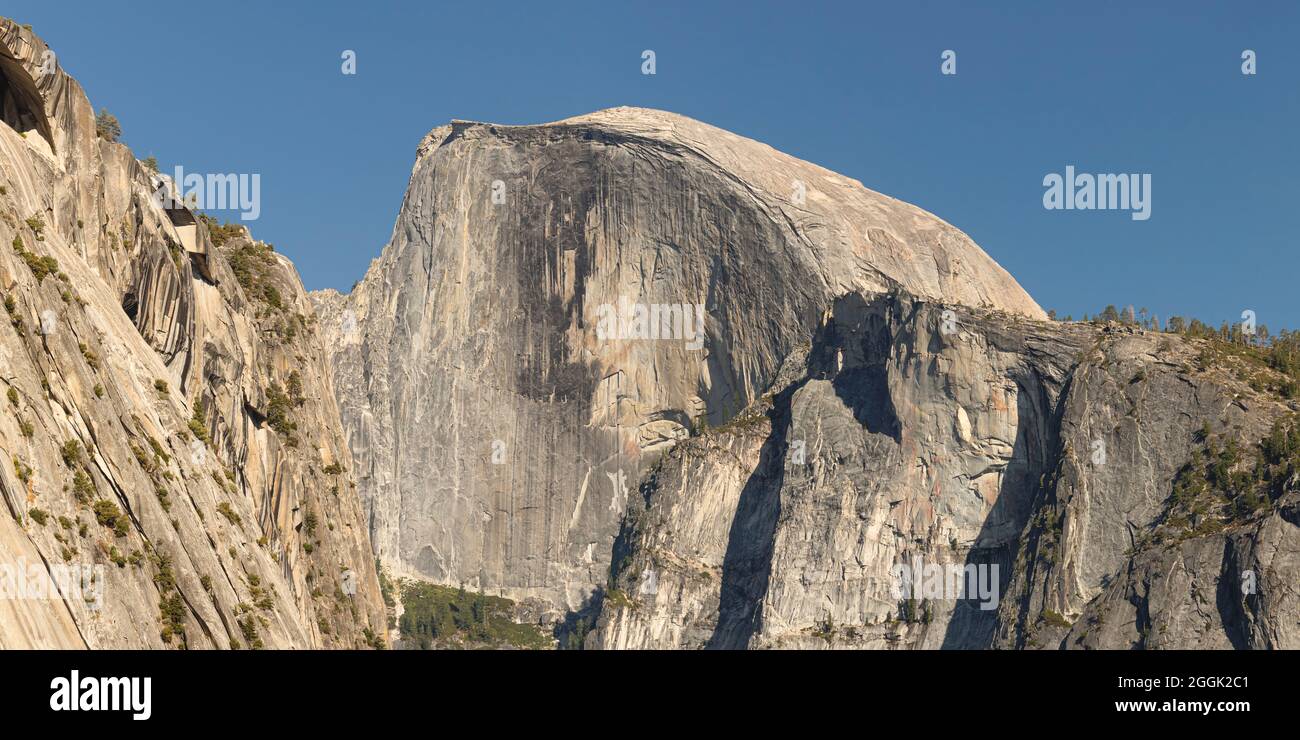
[321,107,1299,649]
[593,295,1299,648]
[0,19,385,648]
[314,107,1042,615]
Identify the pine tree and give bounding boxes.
[95,109,121,142]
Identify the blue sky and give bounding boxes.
[8,1,1298,328]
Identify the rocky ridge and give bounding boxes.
[0,19,385,648]
[593,294,1299,648]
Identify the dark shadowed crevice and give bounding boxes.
[807,292,902,442]
[120,289,139,323]
[0,47,55,151]
[555,587,604,650]
[705,384,793,649]
[988,368,1076,648]
[1132,576,1153,649]
[244,401,267,428]
[1216,539,1252,649]
[942,374,1054,648]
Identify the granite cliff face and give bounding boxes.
[313,107,1045,616]
[0,20,385,648]
[320,107,1299,649]
[593,295,1299,649]
[314,109,993,615]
